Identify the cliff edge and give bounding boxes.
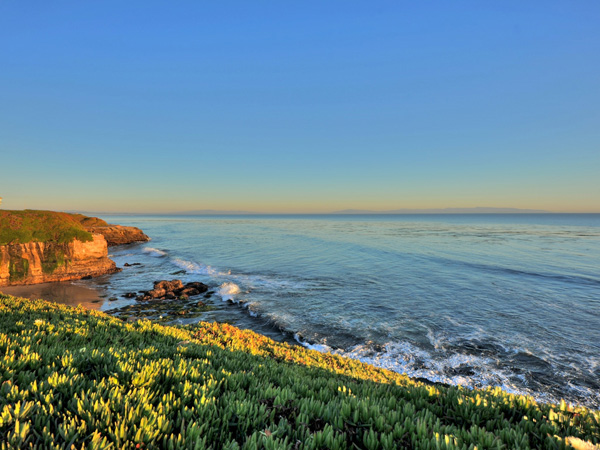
[0,210,148,287]
[0,234,119,286]
[68,213,150,246]
[86,224,149,246]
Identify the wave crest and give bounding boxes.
[142,247,167,257]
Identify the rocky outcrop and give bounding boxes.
[86,225,149,246]
[0,234,120,287]
[136,279,209,301]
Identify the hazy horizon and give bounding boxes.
[4,206,600,216]
[1,2,599,213]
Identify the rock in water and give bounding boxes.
[136,280,209,301]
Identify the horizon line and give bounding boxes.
[59,207,600,215]
[5,207,600,215]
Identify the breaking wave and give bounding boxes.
[142,247,167,257]
[218,282,241,301]
[171,258,228,276]
[290,334,600,409]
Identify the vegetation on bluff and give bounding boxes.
[0,210,93,245]
[0,294,598,449]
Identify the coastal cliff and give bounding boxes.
[0,210,148,287]
[87,224,149,246]
[0,234,119,286]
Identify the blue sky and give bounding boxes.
[1,1,599,213]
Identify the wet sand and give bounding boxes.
[0,281,105,310]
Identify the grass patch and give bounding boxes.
[0,210,93,245]
[40,244,67,275]
[7,257,29,282]
[0,294,598,449]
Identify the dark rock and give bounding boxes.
[108,297,118,301]
[123,292,137,298]
[197,301,205,307]
[180,287,200,297]
[184,281,208,293]
[133,279,211,303]
[147,288,167,298]
[124,262,142,267]
[204,291,214,298]
[154,280,184,291]
[171,270,186,275]
[81,275,93,280]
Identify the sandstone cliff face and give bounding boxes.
[0,234,119,287]
[87,225,150,246]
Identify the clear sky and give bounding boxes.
[1,1,599,213]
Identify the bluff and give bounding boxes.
[0,210,148,287]
[0,234,118,286]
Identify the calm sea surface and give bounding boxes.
[90,214,600,408]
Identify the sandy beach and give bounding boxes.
[0,281,105,310]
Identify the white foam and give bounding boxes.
[172,258,222,275]
[142,247,167,257]
[295,338,551,403]
[294,334,333,353]
[292,333,600,408]
[170,257,307,293]
[218,282,241,301]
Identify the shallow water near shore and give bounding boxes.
[84,214,600,409]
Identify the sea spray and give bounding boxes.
[219,282,241,301]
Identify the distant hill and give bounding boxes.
[66,209,255,216]
[175,209,255,215]
[331,207,551,214]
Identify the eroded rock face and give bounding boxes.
[0,234,120,287]
[86,225,150,246]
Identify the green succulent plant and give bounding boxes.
[0,294,598,449]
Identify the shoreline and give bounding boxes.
[0,280,106,310]
[2,272,598,413]
[1,293,599,449]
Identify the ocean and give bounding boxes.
[88,214,600,409]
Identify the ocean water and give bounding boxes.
[89,214,600,409]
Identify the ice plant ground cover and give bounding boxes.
[0,294,598,449]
